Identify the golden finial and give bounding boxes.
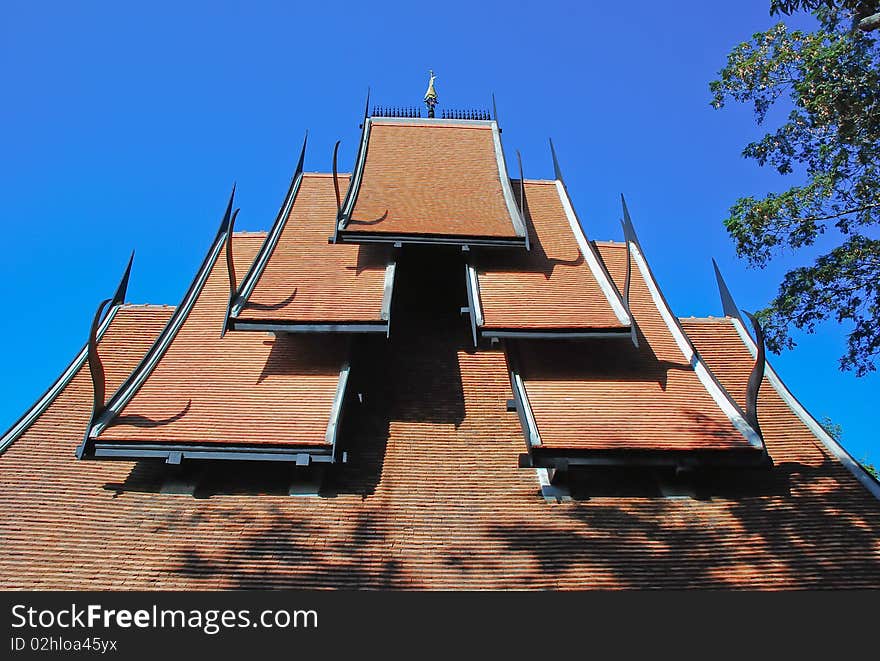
[424,70,438,118]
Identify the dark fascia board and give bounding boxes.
[463,262,479,348]
[230,320,389,334]
[0,252,136,454]
[334,111,373,240]
[481,327,632,340]
[228,133,309,321]
[326,360,350,463]
[0,306,122,454]
[504,343,541,453]
[87,345,353,466]
[231,258,397,338]
[89,442,337,465]
[335,230,527,249]
[520,447,770,470]
[506,336,767,471]
[87,190,236,440]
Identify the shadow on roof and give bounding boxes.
[475,181,584,278]
[175,510,404,589]
[560,465,791,500]
[345,244,392,275]
[256,334,349,384]
[243,288,298,312]
[347,210,388,227]
[111,400,192,429]
[518,328,689,391]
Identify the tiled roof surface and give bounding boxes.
[475,180,627,330]
[347,121,521,238]
[239,174,391,323]
[100,306,175,391]
[683,317,874,472]
[98,234,349,447]
[515,243,754,451]
[92,306,174,382]
[1,301,879,588]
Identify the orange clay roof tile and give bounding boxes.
[238,174,392,324]
[2,303,880,588]
[97,235,349,447]
[475,180,628,330]
[344,120,524,238]
[97,307,175,394]
[682,317,880,490]
[514,243,755,452]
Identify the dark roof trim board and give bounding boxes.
[228,133,308,322]
[228,259,397,336]
[712,263,880,501]
[622,238,640,348]
[86,189,236,441]
[327,361,351,463]
[520,447,769,470]
[231,321,388,334]
[332,86,372,243]
[0,253,135,454]
[90,442,339,465]
[219,208,241,338]
[465,263,484,345]
[712,258,740,320]
[463,263,480,347]
[333,117,528,247]
[334,115,372,238]
[505,343,541,449]
[481,329,632,340]
[621,197,765,451]
[380,261,396,322]
[333,231,526,248]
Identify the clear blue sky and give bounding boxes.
[1,1,876,463]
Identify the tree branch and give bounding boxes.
[782,202,880,224]
[858,12,880,31]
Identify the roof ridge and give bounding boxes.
[679,316,731,323]
[303,171,351,178]
[119,304,176,310]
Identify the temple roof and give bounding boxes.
[1,94,878,589]
[90,233,352,463]
[509,243,762,465]
[335,118,528,247]
[2,299,879,589]
[472,179,631,338]
[230,174,394,334]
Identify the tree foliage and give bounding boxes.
[770,1,880,31]
[711,2,880,375]
[820,416,878,478]
[820,414,844,440]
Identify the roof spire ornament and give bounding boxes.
[424,69,438,118]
